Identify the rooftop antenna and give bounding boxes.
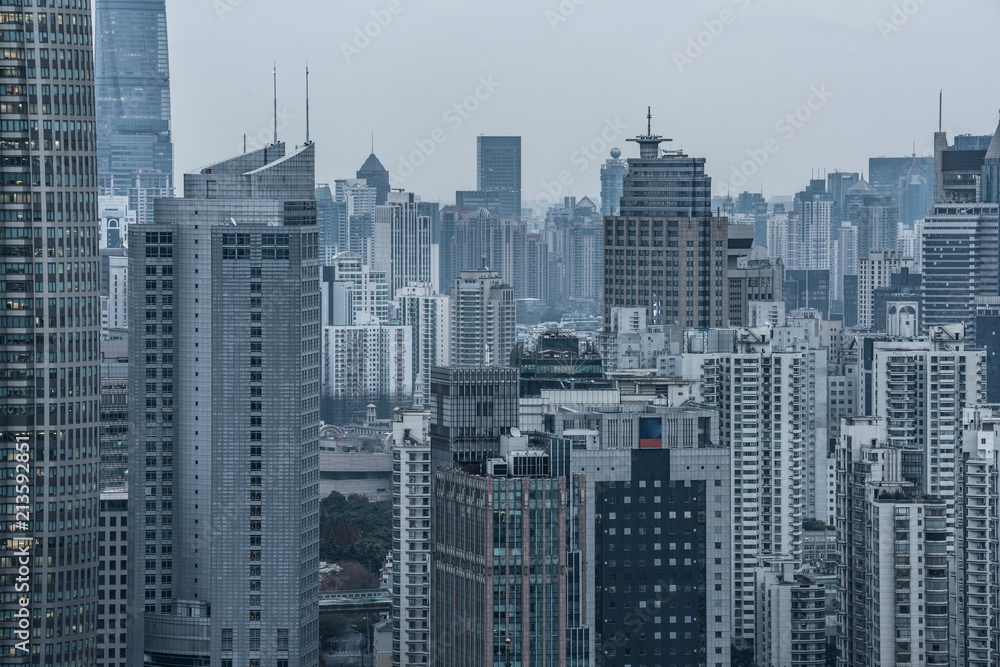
[305,61,310,144]
[646,106,652,136]
[243,133,246,154]
[273,62,278,145]
[938,90,942,133]
[371,131,374,154]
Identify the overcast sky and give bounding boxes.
[166,0,1000,205]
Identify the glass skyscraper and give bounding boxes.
[95,0,173,220]
[476,136,521,221]
[0,2,102,665]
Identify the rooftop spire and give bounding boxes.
[627,106,671,159]
[273,62,278,145]
[305,61,310,144]
[938,89,942,133]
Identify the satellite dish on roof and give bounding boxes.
[510,427,521,438]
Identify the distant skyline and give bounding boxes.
[168,0,999,204]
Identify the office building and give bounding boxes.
[100,340,130,492]
[315,183,336,254]
[727,257,784,327]
[476,136,522,220]
[455,189,503,216]
[754,559,827,667]
[898,156,933,228]
[322,324,412,401]
[783,269,830,319]
[600,147,629,215]
[509,332,611,397]
[921,203,999,337]
[99,195,136,250]
[432,442,587,666]
[358,152,391,205]
[96,0,174,220]
[388,409,431,667]
[428,366,518,472]
[0,2,101,663]
[981,115,1000,204]
[857,250,915,329]
[836,417,949,667]
[872,267,922,335]
[975,297,1000,403]
[935,128,988,203]
[826,171,860,223]
[127,143,320,666]
[603,115,729,329]
[450,267,516,367]
[856,193,899,259]
[397,285,451,403]
[97,491,130,667]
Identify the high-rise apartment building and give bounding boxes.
[0,3,101,664]
[665,328,806,646]
[921,203,999,337]
[127,143,320,666]
[857,250,915,329]
[99,340,129,491]
[376,191,432,300]
[524,233,549,303]
[427,366,518,472]
[396,284,450,402]
[389,409,432,667]
[603,117,729,329]
[853,324,985,543]
[450,268,516,367]
[958,406,1000,667]
[599,147,628,216]
[794,179,833,271]
[321,251,389,326]
[321,323,412,401]
[836,417,950,667]
[476,136,521,221]
[95,0,173,220]
[754,559,827,667]
[449,208,526,297]
[727,257,784,327]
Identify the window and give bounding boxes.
[277,629,289,651]
[221,629,233,651]
[249,628,261,650]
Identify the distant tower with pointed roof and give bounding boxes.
[357,151,390,205]
[981,110,1000,204]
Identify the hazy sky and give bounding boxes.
[166,0,1000,205]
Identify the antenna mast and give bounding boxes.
[273,62,278,145]
[305,62,310,144]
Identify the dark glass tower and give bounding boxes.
[476,136,521,220]
[95,0,173,219]
[357,153,390,205]
[0,2,101,665]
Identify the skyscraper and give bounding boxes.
[603,112,729,329]
[599,147,628,216]
[0,3,101,664]
[376,191,432,299]
[428,366,518,472]
[95,0,174,219]
[127,143,320,666]
[357,152,390,205]
[450,267,516,367]
[921,203,999,337]
[857,250,915,329]
[856,193,899,259]
[476,136,522,221]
